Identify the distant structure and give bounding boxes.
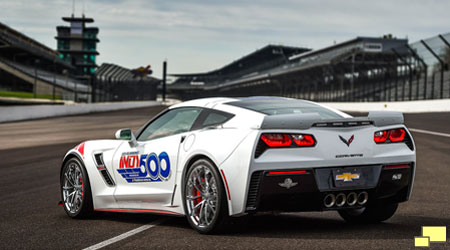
[169,35,450,102]
[170,45,309,89]
[0,21,89,103]
[95,63,159,102]
[55,15,99,80]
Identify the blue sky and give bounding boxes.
[1,0,449,78]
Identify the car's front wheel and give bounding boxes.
[338,203,398,223]
[183,159,229,234]
[60,157,93,218]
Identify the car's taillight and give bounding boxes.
[260,133,316,148]
[374,128,406,144]
[389,128,405,142]
[261,133,292,147]
[374,130,388,143]
[292,134,316,146]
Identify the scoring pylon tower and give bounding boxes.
[55,14,99,80]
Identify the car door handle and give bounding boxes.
[180,135,186,143]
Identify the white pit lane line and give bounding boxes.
[409,128,450,138]
[83,219,166,250]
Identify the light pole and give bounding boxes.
[33,59,40,98]
[162,60,167,102]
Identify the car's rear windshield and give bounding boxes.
[226,99,343,118]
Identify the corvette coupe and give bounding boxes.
[59,97,416,233]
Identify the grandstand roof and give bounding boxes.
[289,36,408,61]
[170,44,310,77]
[168,36,410,92]
[0,22,73,68]
[0,22,56,55]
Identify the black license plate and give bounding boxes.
[333,168,365,188]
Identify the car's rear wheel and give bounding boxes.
[183,159,230,234]
[338,203,398,223]
[60,157,93,218]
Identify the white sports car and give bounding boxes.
[59,97,416,233]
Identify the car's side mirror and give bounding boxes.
[115,128,137,147]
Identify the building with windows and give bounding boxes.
[55,15,99,80]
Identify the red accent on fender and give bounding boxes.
[93,208,181,215]
[220,169,231,200]
[385,164,410,169]
[77,142,85,156]
[268,170,307,175]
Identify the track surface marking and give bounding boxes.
[1,107,449,250]
[409,128,450,138]
[83,219,165,250]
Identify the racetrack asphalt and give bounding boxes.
[0,106,449,250]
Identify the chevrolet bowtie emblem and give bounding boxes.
[336,172,360,182]
[339,135,354,147]
[278,178,298,189]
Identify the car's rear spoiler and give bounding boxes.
[260,111,404,130]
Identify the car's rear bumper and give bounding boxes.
[245,163,414,213]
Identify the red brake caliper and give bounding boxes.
[80,176,84,199]
[193,179,202,215]
[198,178,205,204]
[194,184,202,204]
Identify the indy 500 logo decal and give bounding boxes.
[117,151,171,183]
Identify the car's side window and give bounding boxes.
[202,111,233,127]
[190,109,234,130]
[137,107,202,141]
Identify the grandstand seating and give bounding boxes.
[0,21,87,101]
[168,34,450,102]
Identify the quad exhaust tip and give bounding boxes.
[323,192,369,208]
[335,193,346,207]
[357,191,369,205]
[346,192,357,206]
[323,194,336,208]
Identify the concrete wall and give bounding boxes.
[320,99,450,113]
[0,100,161,123]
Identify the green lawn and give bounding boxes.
[0,91,61,100]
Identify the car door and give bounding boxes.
[112,107,202,208]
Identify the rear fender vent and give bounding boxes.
[246,171,263,211]
[404,131,414,151]
[254,139,267,158]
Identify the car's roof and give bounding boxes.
[170,96,298,109]
[169,97,238,109]
[170,96,350,118]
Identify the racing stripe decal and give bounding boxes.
[220,169,231,200]
[75,142,85,157]
[94,208,182,215]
